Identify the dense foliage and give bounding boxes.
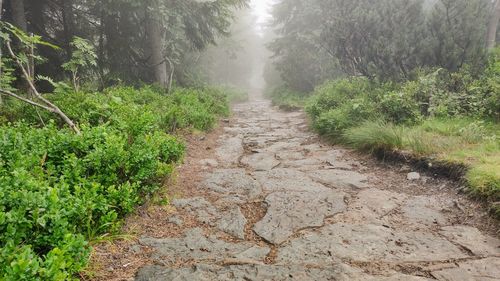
[306,49,500,137]
[270,0,496,92]
[1,0,248,89]
[1,86,231,132]
[0,85,234,279]
[266,86,307,111]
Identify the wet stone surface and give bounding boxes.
[139,228,269,263]
[136,263,432,281]
[253,190,347,245]
[135,100,499,280]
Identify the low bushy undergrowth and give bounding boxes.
[1,86,230,132]
[267,86,308,111]
[220,86,248,104]
[0,85,232,279]
[0,123,183,280]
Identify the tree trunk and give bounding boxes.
[0,0,4,104]
[9,0,32,94]
[145,10,168,88]
[487,0,500,50]
[62,0,75,59]
[10,0,27,31]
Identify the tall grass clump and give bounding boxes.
[344,121,404,152]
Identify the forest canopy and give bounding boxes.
[0,0,248,90]
[269,0,500,92]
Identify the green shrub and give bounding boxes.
[306,78,374,120]
[306,78,389,138]
[377,89,422,124]
[267,86,307,111]
[0,82,235,279]
[0,86,231,132]
[0,122,184,279]
[312,97,376,138]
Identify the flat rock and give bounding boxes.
[281,158,324,169]
[199,159,219,168]
[262,141,302,153]
[336,189,406,224]
[240,152,280,171]
[253,168,330,193]
[216,207,247,239]
[277,223,468,265]
[172,197,218,224]
[167,215,184,226]
[253,190,347,245]
[203,169,262,202]
[308,169,369,189]
[401,196,451,226]
[216,137,244,166]
[407,172,421,181]
[276,150,305,161]
[431,257,500,281]
[136,263,431,281]
[439,226,500,256]
[140,228,269,263]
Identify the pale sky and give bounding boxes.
[250,0,274,36]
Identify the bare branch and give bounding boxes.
[0,88,54,112]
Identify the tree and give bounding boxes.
[270,0,341,92]
[145,4,169,88]
[2,0,249,90]
[270,0,492,88]
[0,0,3,104]
[9,0,26,31]
[487,0,500,50]
[427,0,489,71]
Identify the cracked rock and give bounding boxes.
[216,207,247,239]
[253,168,330,193]
[216,137,244,166]
[253,190,347,245]
[203,169,262,202]
[172,197,218,225]
[277,223,468,264]
[439,226,500,256]
[308,169,369,189]
[240,152,280,171]
[140,228,269,263]
[401,195,451,226]
[431,257,500,281]
[135,263,431,281]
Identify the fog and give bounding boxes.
[199,0,276,99]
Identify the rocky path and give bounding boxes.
[122,100,498,281]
